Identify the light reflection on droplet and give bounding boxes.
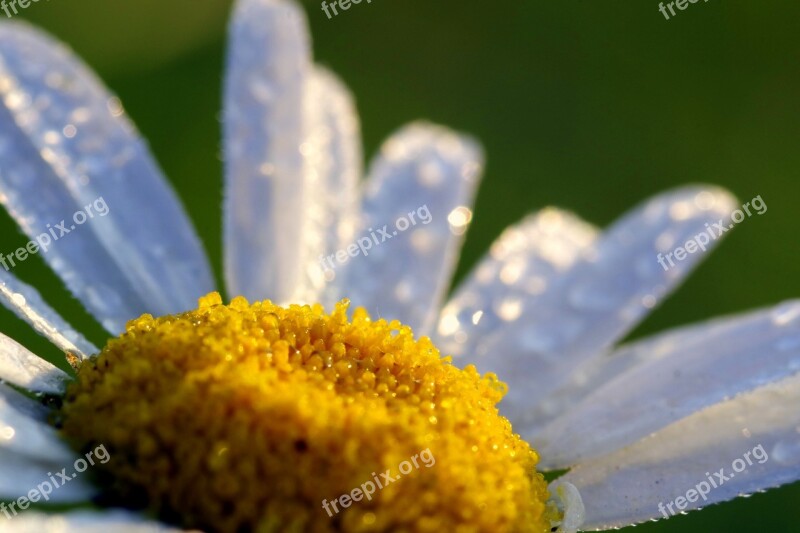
[475,263,495,284]
[394,280,413,302]
[43,130,61,144]
[299,142,314,157]
[107,96,124,117]
[500,261,523,285]
[694,190,717,210]
[496,298,523,322]
[772,302,800,326]
[669,201,694,221]
[0,76,13,92]
[655,231,675,252]
[418,160,444,187]
[40,147,58,164]
[410,229,436,254]
[448,206,473,235]
[438,314,460,336]
[4,91,28,110]
[71,107,91,123]
[524,276,547,295]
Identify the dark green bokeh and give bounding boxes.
[1,0,798,530]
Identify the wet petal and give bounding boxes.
[1,269,97,359]
[553,372,800,530]
[536,301,800,468]
[0,23,214,333]
[294,66,362,307]
[433,208,598,359]
[454,186,737,429]
[0,332,70,393]
[223,0,311,303]
[339,122,483,333]
[518,312,713,436]
[0,447,96,503]
[0,383,75,462]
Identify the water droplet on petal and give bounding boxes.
[772,302,800,327]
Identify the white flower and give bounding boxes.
[0,0,797,531]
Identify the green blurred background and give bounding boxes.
[1,0,798,530]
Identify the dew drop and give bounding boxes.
[438,314,460,337]
[417,160,445,187]
[694,190,718,210]
[10,292,26,307]
[771,302,800,327]
[447,206,473,235]
[0,426,15,440]
[495,298,523,322]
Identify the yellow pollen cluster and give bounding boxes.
[60,293,553,532]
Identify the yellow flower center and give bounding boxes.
[59,293,554,532]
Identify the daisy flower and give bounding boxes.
[0,0,797,531]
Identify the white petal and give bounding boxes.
[553,372,800,530]
[433,208,598,359]
[0,383,75,463]
[519,310,716,436]
[536,301,800,468]
[0,332,70,393]
[455,186,737,429]
[3,511,183,532]
[339,122,483,333]
[294,66,363,307]
[0,447,95,503]
[224,0,311,303]
[0,381,50,421]
[0,269,97,359]
[0,23,215,333]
